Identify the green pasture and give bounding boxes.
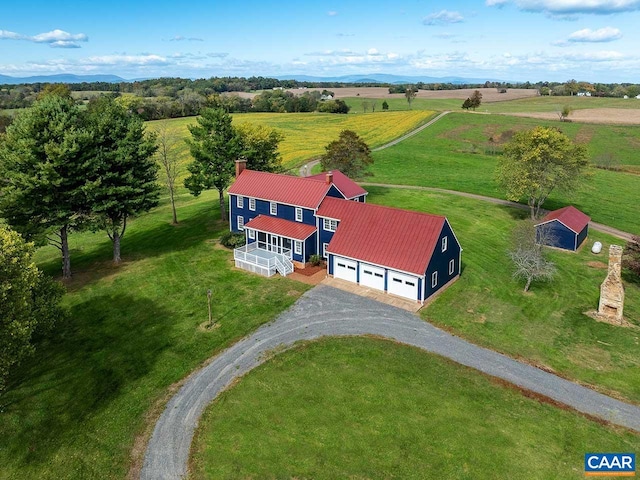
[0,191,309,479]
[191,338,640,480]
[369,186,639,404]
[368,112,640,234]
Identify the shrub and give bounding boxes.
[219,231,246,249]
[309,254,323,266]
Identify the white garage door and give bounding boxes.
[359,263,385,291]
[333,257,357,283]
[387,271,419,301]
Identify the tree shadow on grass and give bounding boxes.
[1,294,172,468]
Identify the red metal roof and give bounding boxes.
[538,206,590,234]
[306,170,368,199]
[244,215,316,240]
[228,170,332,209]
[317,197,446,276]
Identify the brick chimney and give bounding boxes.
[235,158,247,178]
[325,171,333,185]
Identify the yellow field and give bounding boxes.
[147,110,435,171]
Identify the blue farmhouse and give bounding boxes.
[227,160,462,304]
[535,206,590,251]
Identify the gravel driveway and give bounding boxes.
[141,285,640,479]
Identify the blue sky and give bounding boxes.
[1,0,639,82]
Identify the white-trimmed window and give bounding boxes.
[236,195,244,208]
[295,207,303,222]
[354,197,360,202]
[270,202,277,215]
[442,236,448,252]
[449,259,455,275]
[431,271,438,288]
[249,198,256,211]
[294,240,302,255]
[237,215,244,231]
[323,242,329,258]
[323,218,338,232]
[248,229,255,240]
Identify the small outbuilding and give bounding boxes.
[535,206,590,251]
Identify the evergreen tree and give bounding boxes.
[85,97,159,263]
[0,94,92,278]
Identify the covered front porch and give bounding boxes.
[233,215,317,277]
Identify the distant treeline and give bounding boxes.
[2,76,640,123]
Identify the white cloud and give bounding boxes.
[487,0,640,14]
[168,35,204,42]
[0,29,88,48]
[568,27,622,42]
[423,10,464,25]
[327,11,338,16]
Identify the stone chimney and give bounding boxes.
[325,171,333,185]
[598,245,625,323]
[235,158,247,178]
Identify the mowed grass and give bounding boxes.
[190,337,640,480]
[0,191,309,479]
[147,110,435,170]
[367,186,640,404]
[369,112,640,233]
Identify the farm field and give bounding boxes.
[0,184,638,479]
[147,110,435,170]
[368,112,640,234]
[190,337,640,480]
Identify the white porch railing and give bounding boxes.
[234,243,293,277]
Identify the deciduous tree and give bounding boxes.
[0,94,93,279]
[470,90,482,110]
[184,108,241,220]
[155,121,180,224]
[405,86,417,108]
[0,225,66,392]
[85,96,159,263]
[508,220,556,292]
[320,130,373,179]
[496,126,589,219]
[236,123,284,173]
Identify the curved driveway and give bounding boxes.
[142,285,640,479]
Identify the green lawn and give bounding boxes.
[0,191,309,479]
[368,112,640,233]
[190,337,640,480]
[368,186,640,404]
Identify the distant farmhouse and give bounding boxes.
[228,161,462,304]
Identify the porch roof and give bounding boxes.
[245,215,316,241]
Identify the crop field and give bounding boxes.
[147,110,435,170]
[368,112,640,233]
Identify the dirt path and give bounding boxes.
[360,183,634,242]
[141,285,640,479]
[299,111,450,177]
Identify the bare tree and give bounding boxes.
[508,220,556,292]
[156,122,180,224]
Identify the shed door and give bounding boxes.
[387,271,419,301]
[333,257,357,283]
[359,263,385,291]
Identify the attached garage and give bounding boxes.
[359,263,385,291]
[333,257,357,283]
[387,271,419,301]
